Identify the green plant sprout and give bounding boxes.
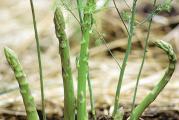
[76,0,96,119]
[129,40,177,120]
[76,54,96,120]
[3,0,177,120]
[54,1,97,119]
[87,71,96,120]
[54,7,75,120]
[130,0,157,116]
[29,0,46,120]
[112,0,138,118]
[4,47,39,120]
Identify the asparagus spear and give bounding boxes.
[54,7,75,120]
[112,0,138,118]
[130,40,177,120]
[76,0,96,120]
[4,47,39,120]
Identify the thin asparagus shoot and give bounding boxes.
[130,0,157,115]
[29,0,46,120]
[87,71,96,120]
[4,47,39,120]
[129,40,177,120]
[54,7,75,120]
[112,0,138,118]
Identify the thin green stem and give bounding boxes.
[87,71,96,120]
[77,0,96,120]
[112,0,129,35]
[54,8,75,120]
[76,0,84,25]
[112,0,138,118]
[4,47,39,120]
[95,30,122,69]
[130,0,157,116]
[129,40,177,120]
[60,0,81,24]
[29,1,46,120]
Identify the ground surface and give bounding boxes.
[0,0,179,119]
[1,109,179,120]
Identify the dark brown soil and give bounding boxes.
[1,110,179,120]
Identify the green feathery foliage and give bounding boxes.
[54,7,75,120]
[130,40,177,120]
[156,0,172,12]
[4,47,39,120]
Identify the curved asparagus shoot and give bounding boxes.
[129,40,177,120]
[4,47,39,120]
[77,0,96,120]
[54,8,75,120]
[130,0,157,115]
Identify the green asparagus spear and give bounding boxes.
[130,40,177,120]
[54,7,75,120]
[76,0,96,120]
[4,47,39,120]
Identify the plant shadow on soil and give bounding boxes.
[1,109,179,120]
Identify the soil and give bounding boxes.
[1,109,179,120]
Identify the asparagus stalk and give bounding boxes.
[54,8,75,120]
[77,0,96,120]
[4,47,39,120]
[29,0,46,119]
[112,0,138,118]
[130,0,157,115]
[87,72,96,120]
[76,56,96,120]
[130,40,177,120]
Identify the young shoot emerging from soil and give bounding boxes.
[4,47,39,120]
